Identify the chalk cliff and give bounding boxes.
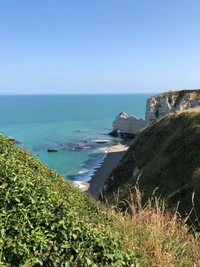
[145,89,200,123]
[112,89,200,134]
[112,112,147,136]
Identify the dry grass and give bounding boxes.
[175,106,200,114]
[109,185,200,267]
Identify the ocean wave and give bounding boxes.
[77,149,107,181]
[68,148,108,183]
[78,169,89,174]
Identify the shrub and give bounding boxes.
[0,134,138,266]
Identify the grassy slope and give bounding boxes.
[0,134,138,266]
[103,108,200,221]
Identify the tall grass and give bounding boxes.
[105,185,200,267]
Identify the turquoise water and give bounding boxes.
[0,94,148,183]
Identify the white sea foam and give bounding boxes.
[99,147,109,154]
[78,169,89,174]
[75,148,108,183]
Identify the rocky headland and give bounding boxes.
[111,89,200,136]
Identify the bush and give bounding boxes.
[0,135,138,266]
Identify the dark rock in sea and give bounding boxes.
[7,136,15,141]
[44,138,111,153]
[6,136,22,144]
[47,148,58,152]
[95,140,108,144]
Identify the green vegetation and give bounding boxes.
[0,134,138,266]
[102,108,200,223]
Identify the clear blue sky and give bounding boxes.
[0,0,200,94]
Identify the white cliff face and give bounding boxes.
[112,112,147,134]
[145,96,173,123]
[112,90,200,135]
[145,93,198,124]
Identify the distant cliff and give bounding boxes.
[146,89,200,123]
[112,89,200,135]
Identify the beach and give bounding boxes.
[75,139,132,197]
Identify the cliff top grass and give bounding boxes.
[102,107,200,224]
[155,88,200,97]
[154,88,200,106]
[0,134,138,266]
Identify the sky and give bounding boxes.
[0,0,200,94]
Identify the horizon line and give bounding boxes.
[0,93,155,96]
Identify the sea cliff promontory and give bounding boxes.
[111,89,200,135]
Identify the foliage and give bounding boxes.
[0,134,138,266]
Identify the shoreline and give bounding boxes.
[75,139,132,197]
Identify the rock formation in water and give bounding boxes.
[7,136,15,141]
[47,148,58,152]
[111,112,147,136]
[112,89,200,135]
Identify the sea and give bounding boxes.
[0,94,149,184]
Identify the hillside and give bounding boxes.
[0,134,137,266]
[102,107,200,222]
[1,131,200,266]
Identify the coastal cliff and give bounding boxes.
[112,89,200,134]
[103,107,200,220]
[146,89,200,123]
